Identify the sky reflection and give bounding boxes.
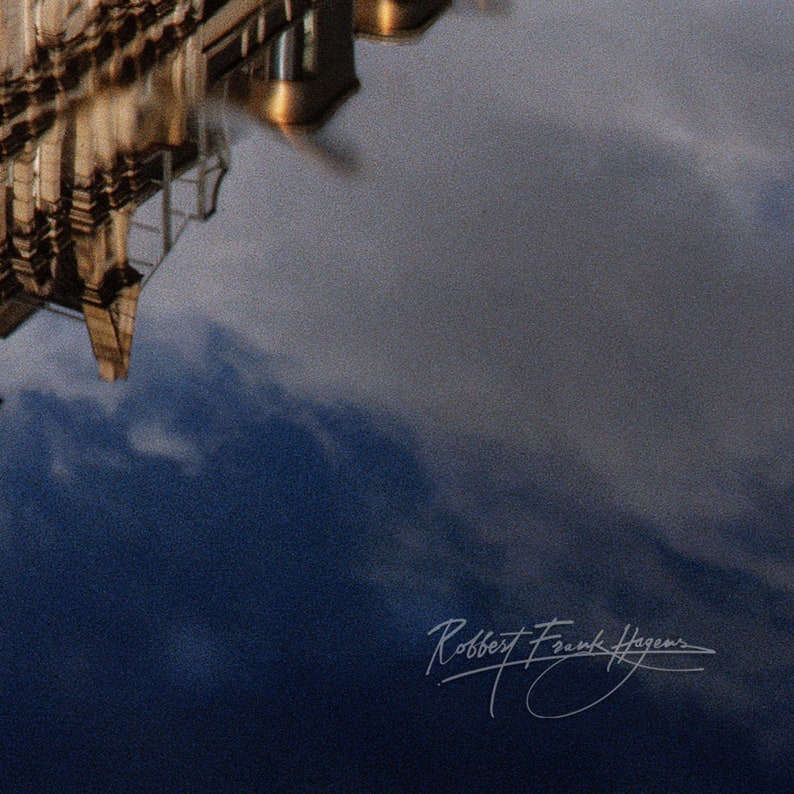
[0,320,791,789]
[0,0,793,790]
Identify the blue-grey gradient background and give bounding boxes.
[0,1,793,790]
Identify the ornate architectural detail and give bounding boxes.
[0,0,444,380]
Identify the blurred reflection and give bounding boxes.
[354,0,448,38]
[0,0,442,380]
[0,48,228,381]
[0,3,790,789]
[221,0,358,126]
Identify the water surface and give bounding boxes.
[0,0,792,789]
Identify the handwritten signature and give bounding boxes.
[426,618,715,719]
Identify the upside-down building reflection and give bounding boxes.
[354,0,447,38]
[0,0,444,380]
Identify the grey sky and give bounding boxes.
[124,3,794,527]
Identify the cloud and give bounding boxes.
[154,109,793,526]
[0,4,791,781]
[127,420,202,473]
[3,2,793,531]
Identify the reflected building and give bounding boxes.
[354,0,448,38]
[222,0,358,126]
[223,0,446,124]
[0,0,443,380]
[0,45,229,380]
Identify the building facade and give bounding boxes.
[0,0,442,380]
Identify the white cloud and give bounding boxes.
[127,420,202,474]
